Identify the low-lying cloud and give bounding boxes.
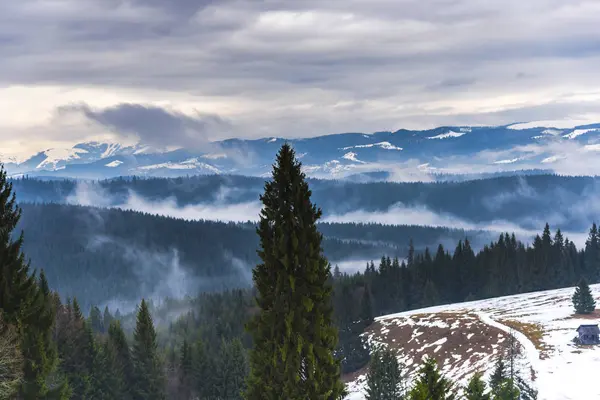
[67,181,263,223]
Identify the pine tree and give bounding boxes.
[132,299,165,400]
[365,347,404,400]
[215,338,248,400]
[584,223,600,281]
[103,332,127,399]
[422,280,440,308]
[0,165,68,398]
[360,286,374,327]
[493,380,520,400]
[192,339,212,399]
[338,322,370,374]
[108,320,134,398]
[572,277,596,314]
[408,357,455,400]
[245,144,345,399]
[179,339,193,399]
[465,372,490,400]
[90,305,104,333]
[515,376,537,400]
[489,356,506,393]
[103,306,114,332]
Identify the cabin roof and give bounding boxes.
[577,324,600,333]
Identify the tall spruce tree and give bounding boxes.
[132,299,165,400]
[215,338,248,400]
[572,277,596,314]
[408,357,455,400]
[465,372,490,400]
[245,144,345,400]
[179,339,194,399]
[192,339,212,399]
[108,320,134,399]
[584,223,600,281]
[489,356,506,393]
[365,347,404,400]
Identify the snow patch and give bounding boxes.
[541,155,566,164]
[36,148,89,170]
[137,158,220,173]
[342,152,366,163]
[101,143,121,158]
[563,129,597,139]
[427,131,466,140]
[105,160,123,168]
[341,142,402,151]
[493,158,521,165]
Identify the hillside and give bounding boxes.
[345,284,600,399]
[16,203,485,309]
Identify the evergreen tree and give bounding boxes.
[338,322,370,374]
[215,338,248,400]
[422,280,440,308]
[132,299,165,400]
[245,144,345,399]
[103,306,114,332]
[359,286,374,326]
[89,305,104,333]
[492,380,520,400]
[0,166,68,399]
[102,332,127,399]
[192,339,212,399]
[584,223,600,281]
[179,339,193,399]
[108,320,134,399]
[572,277,596,314]
[365,347,404,400]
[515,376,537,400]
[465,372,490,400]
[489,356,506,393]
[408,357,455,400]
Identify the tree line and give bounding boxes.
[11,173,600,232]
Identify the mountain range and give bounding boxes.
[4,122,600,179]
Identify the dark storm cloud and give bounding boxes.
[62,103,231,149]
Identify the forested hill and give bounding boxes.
[10,174,600,231]
[16,203,488,309]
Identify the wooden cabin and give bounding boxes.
[577,324,600,345]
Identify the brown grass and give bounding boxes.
[497,319,553,359]
[341,312,513,384]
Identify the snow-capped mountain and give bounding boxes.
[4,122,600,179]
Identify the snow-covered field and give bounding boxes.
[345,284,600,399]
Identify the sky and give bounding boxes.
[3,0,600,155]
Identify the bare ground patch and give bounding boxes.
[357,312,514,385]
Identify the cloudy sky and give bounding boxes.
[2,0,600,155]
